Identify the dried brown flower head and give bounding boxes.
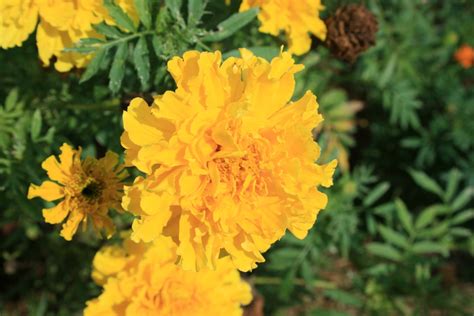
[325,4,378,63]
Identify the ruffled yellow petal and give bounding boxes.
[42,201,69,224]
[28,181,64,201]
[60,211,85,241]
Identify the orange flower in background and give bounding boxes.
[28,144,128,240]
[84,236,252,316]
[121,49,337,272]
[454,44,474,68]
[0,0,137,71]
[239,0,327,55]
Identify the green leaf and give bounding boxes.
[5,88,18,111]
[452,188,473,211]
[408,169,444,198]
[165,0,182,19]
[134,0,152,29]
[133,36,150,89]
[363,182,390,207]
[109,43,128,94]
[278,268,296,301]
[80,48,107,83]
[415,204,443,229]
[30,109,42,141]
[367,242,402,261]
[93,23,125,39]
[188,0,205,26]
[300,260,314,286]
[451,209,474,225]
[412,241,448,255]
[395,199,413,235]
[450,227,471,237]
[324,289,363,307]
[202,7,259,42]
[104,0,137,32]
[378,225,410,249]
[223,46,280,60]
[445,169,462,202]
[379,53,397,88]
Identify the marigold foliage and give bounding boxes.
[239,0,327,55]
[121,49,337,271]
[84,236,252,316]
[0,0,137,71]
[28,143,128,240]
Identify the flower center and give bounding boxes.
[81,179,103,200]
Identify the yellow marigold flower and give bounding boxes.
[28,144,128,240]
[239,0,327,55]
[121,49,337,271]
[84,236,252,316]
[0,0,137,72]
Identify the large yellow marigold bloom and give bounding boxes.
[28,144,128,240]
[121,49,337,271]
[84,236,252,316]
[239,0,327,55]
[0,0,136,72]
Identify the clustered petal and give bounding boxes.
[28,143,128,240]
[0,0,137,71]
[239,0,327,55]
[121,49,337,271]
[84,236,252,316]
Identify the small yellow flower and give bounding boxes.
[84,236,252,316]
[239,0,327,55]
[0,0,137,72]
[121,49,336,271]
[28,144,128,240]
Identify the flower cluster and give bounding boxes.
[28,144,128,240]
[0,0,137,71]
[121,49,337,271]
[84,236,252,315]
[239,0,327,55]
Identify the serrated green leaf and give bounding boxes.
[133,36,150,89]
[412,241,447,255]
[223,46,280,60]
[300,260,314,286]
[80,48,107,83]
[450,227,471,237]
[93,22,125,39]
[445,169,462,202]
[151,36,164,58]
[452,188,473,211]
[5,88,19,111]
[408,169,444,198]
[134,0,152,29]
[188,0,205,26]
[109,43,128,94]
[367,242,402,261]
[104,0,137,32]
[415,205,443,229]
[165,0,182,19]
[202,7,259,42]
[378,225,410,249]
[30,109,42,141]
[363,182,390,207]
[395,198,413,235]
[451,209,474,225]
[278,268,296,301]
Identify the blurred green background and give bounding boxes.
[1,0,473,315]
